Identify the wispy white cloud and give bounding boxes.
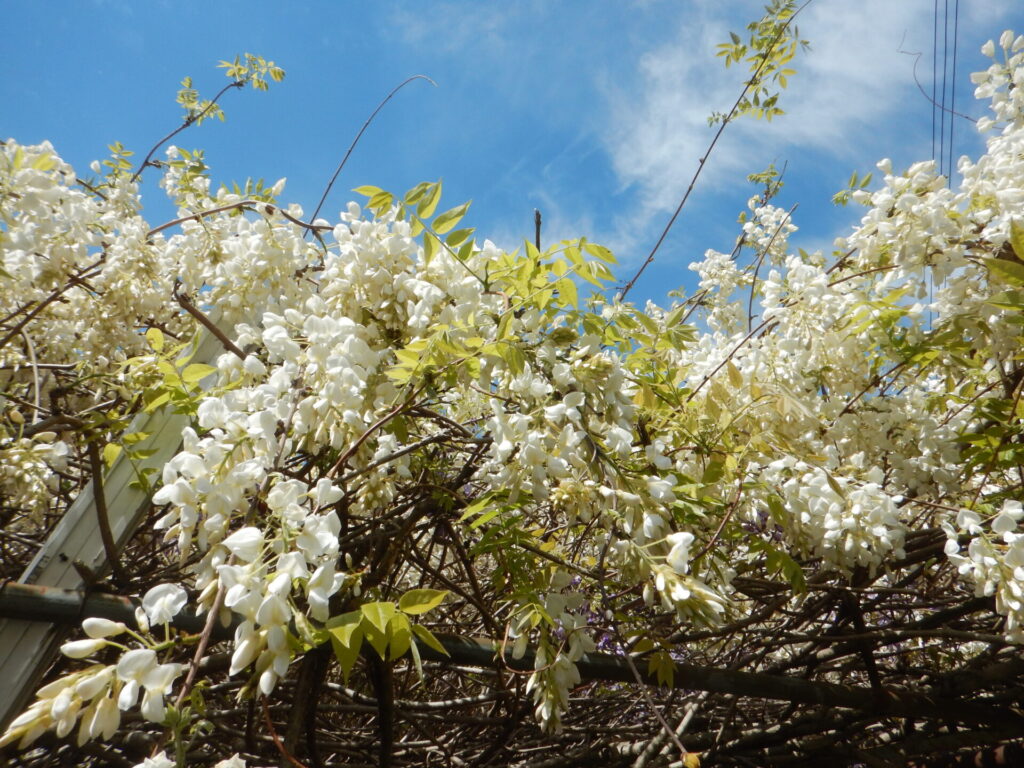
[596,0,1019,267]
[390,2,522,55]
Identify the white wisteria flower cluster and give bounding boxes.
[2,31,1024,758]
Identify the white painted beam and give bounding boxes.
[0,330,224,728]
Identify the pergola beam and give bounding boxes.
[2,581,1020,732]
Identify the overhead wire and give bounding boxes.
[940,0,949,178]
[932,0,938,164]
[949,0,960,183]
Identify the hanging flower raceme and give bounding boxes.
[3,30,1024,762]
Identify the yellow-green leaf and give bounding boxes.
[417,179,443,219]
[556,277,578,310]
[411,625,449,657]
[30,152,56,172]
[388,613,412,660]
[352,185,383,199]
[986,256,1024,286]
[360,602,397,634]
[102,443,122,468]
[726,360,743,389]
[433,202,470,234]
[143,391,171,413]
[368,190,394,214]
[1010,219,1024,261]
[583,241,617,264]
[145,327,164,352]
[362,618,390,659]
[445,227,474,248]
[398,589,448,616]
[325,610,362,644]
[181,363,217,385]
[328,627,363,683]
[423,230,440,265]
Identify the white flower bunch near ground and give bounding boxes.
[0,584,187,749]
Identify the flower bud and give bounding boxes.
[82,617,127,639]
[60,638,108,659]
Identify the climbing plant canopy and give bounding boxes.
[3,13,1024,768]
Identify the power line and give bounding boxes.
[932,0,938,164]
[949,0,960,182]
[940,0,949,178]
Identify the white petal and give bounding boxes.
[61,638,108,659]
[82,617,127,639]
[222,527,264,562]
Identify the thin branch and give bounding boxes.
[131,80,246,183]
[84,438,128,586]
[897,42,977,127]
[5,582,1023,729]
[598,537,691,761]
[147,199,332,239]
[173,284,246,361]
[0,260,104,353]
[263,695,310,768]
[308,75,437,229]
[618,0,813,301]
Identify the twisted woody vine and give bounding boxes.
[3,9,1024,768]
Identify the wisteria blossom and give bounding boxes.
[2,29,1024,768]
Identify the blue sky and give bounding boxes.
[4,1,1023,306]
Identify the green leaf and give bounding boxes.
[469,506,503,529]
[556,277,578,310]
[388,613,412,660]
[417,180,443,219]
[326,610,364,683]
[445,227,474,248]
[504,343,526,375]
[423,231,440,265]
[647,648,676,688]
[398,589,449,616]
[143,391,171,413]
[986,290,1024,311]
[293,611,323,648]
[352,185,383,199]
[985,256,1024,286]
[181,363,217,385]
[1011,219,1024,261]
[664,304,689,328]
[432,202,470,234]
[102,443,122,468]
[411,625,449,657]
[360,602,397,635]
[145,328,164,353]
[460,492,496,521]
[408,635,424,680]
[701,460,725,485]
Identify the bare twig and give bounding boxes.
[308,75,437,229]
[84,438,128,586]
[618,0,813,301]
[172,284,246,361]
[131,80,246,183]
